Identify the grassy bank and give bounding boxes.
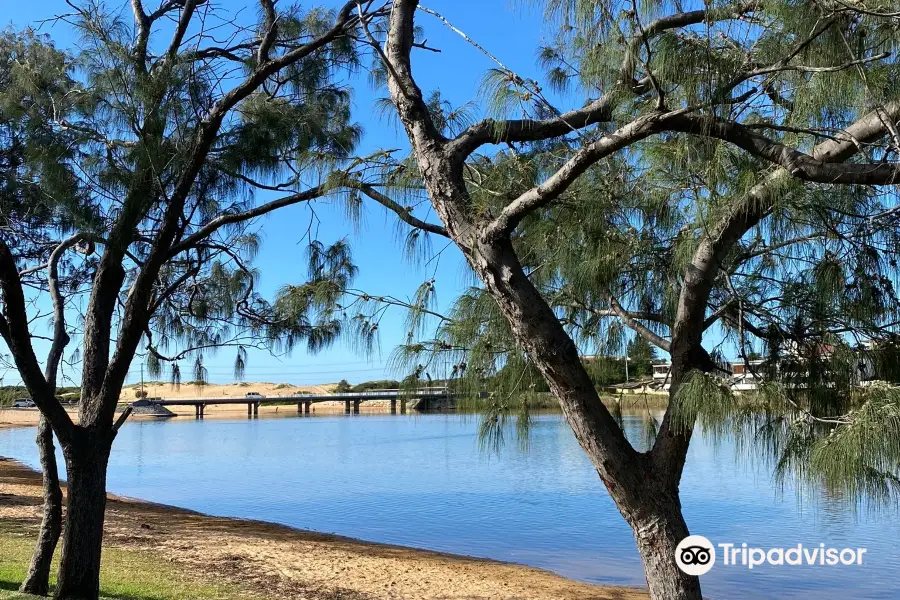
[0,526,262,600]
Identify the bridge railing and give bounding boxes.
[322,388,449,397]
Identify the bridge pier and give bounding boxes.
[344,399,351,414]
[253,402,259,417]
[353,400,360,414]
[390,398,396,414]
[400,398,407,414]
[304,401,311,414]
[247,403,253,418]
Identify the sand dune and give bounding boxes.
[120,381,338,401]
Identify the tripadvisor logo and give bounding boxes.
[675,535,716,576]
[675,535,868,575]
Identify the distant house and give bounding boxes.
[638,341,885,394]
[652,363,671,390]
[650,357,732,391]
[730,359,766,391]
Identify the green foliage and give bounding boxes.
[0,386,81,407]
[332,379,352,393]
[672,369,900,506]
[583,356,628,386]
[626,337,656,379]
[350,379,401,392]
[871,338,900,384]
[808,385,900,505]
[671,371,736,439]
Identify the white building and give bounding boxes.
[730,359,766,391]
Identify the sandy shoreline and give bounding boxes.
[0,402,382,429]
[0,457,645,600]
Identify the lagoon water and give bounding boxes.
[1,412,897,599]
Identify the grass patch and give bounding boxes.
[0,532,265,600]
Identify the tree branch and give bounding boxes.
[668,112,900,185]
[95,2,366,423]
[257,0,279,64]
[481,112,667,240]
[355,183,449,237]
[0,241,74,441]
[170,183,330,256]
[448,0,760,160]
[652,100,900,472]
[45,234,87,389]
[607,295,672,352]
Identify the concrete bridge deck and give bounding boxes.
[132,389,453,417]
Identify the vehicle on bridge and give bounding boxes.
[12,399,36,408]
[245,392,265,399]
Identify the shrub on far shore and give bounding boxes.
[0,386,81,407]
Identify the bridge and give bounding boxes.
[132,388,454,418]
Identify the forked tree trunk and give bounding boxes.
[54,430,113,600]
[19,415,63,596]
[467,239,703,600]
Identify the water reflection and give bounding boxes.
[1,410,897,599]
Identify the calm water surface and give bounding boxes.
[1,412,897,599]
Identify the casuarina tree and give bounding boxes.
[0,29,96,595]
[0,1,386,598]
[346,1,900,598]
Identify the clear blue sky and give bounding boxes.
[3,1,560,387]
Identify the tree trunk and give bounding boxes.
[466,238,703,599]
[54,430,112,600]
[19,415,63,596]
[626,493,702,600]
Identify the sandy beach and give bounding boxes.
[0,457,646,600]
[0,408,79,429]
[118,381,340,401]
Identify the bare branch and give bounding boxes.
[257,0,279,64]
[354,183,449,237]
[606,295,672,352]
[746,52,891,77]
[481,112,667,240]
[448,0,760,159]
[45,234,90,389]
[113,406,133,432]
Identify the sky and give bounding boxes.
[2,1,565,387]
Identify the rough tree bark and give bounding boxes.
[17,234,86,595]
[52,429,113,600]
[470,239,702,600]
[624,482,699,600]
[18,415,63,597]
